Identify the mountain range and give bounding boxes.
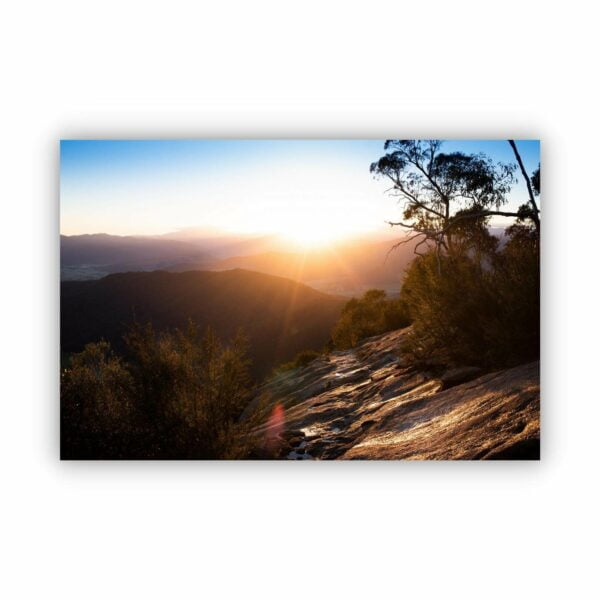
[61,269,346,378]
[60,231,418,296]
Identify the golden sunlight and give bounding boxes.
[281,221,345,248]
[266,209,368,249]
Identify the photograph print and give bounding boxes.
[60,139,540,460]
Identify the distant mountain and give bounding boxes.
[209,234,293,258]
[61,228,509,283]
[207,239,419,297]
[60,232,294,280]
[61,269,345,378]
[61,233,209,265]
[60,233,214,280]
[156,229,287,257]
[156,226,237,242]
[60,232,420,294]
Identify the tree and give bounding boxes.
[61,341,136,458]
[371,140,541,367]
[61,322,255,459]
[370,140,540,258]
[508,140,540,232]
[332,289,410,349]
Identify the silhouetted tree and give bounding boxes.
[371,140,540,367]
[531,166,540,196]
[508,140,540,232]
[370,140,540,257]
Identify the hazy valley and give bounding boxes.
[60,231,417,297]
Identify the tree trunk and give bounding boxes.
[508,140,540,233]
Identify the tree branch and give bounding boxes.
[384,232,426,263]
[384,173,447,220]
[439,209,520,235]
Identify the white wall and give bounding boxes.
[1,1,596,598]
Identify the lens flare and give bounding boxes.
[264,403,285,450]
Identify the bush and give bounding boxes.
[61,322,258,459]
[332,289,411,350]
[399,227,539,368]
[61,341,135,457]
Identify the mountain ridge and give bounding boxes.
[61,268,345,378]
[59,232,419,296]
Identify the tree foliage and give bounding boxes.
[61,322,257,459]
[399,227,539,368]
[371,140,540,255]
[332,289,410,350]
[369,139,540,369]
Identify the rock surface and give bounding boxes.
[249,328,540,460]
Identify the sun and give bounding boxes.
[277,212,366,249]
[283,222,340,249]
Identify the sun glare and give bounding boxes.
[283,223,342,248]
[275,214,365,249]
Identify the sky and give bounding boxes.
[60,139,540,245]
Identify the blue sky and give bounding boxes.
[60,139,540,240]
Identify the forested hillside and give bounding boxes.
[61,269,345,378]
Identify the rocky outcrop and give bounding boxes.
[249,328,540,460]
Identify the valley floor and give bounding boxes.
[249,329,540,460]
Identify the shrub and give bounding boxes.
[399,227,539,368]
[61,341,135,458]
[61,322,257,459]
[332,289,411,350]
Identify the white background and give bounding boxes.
[1,1,598,598]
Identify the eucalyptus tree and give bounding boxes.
[370,139,540,258]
